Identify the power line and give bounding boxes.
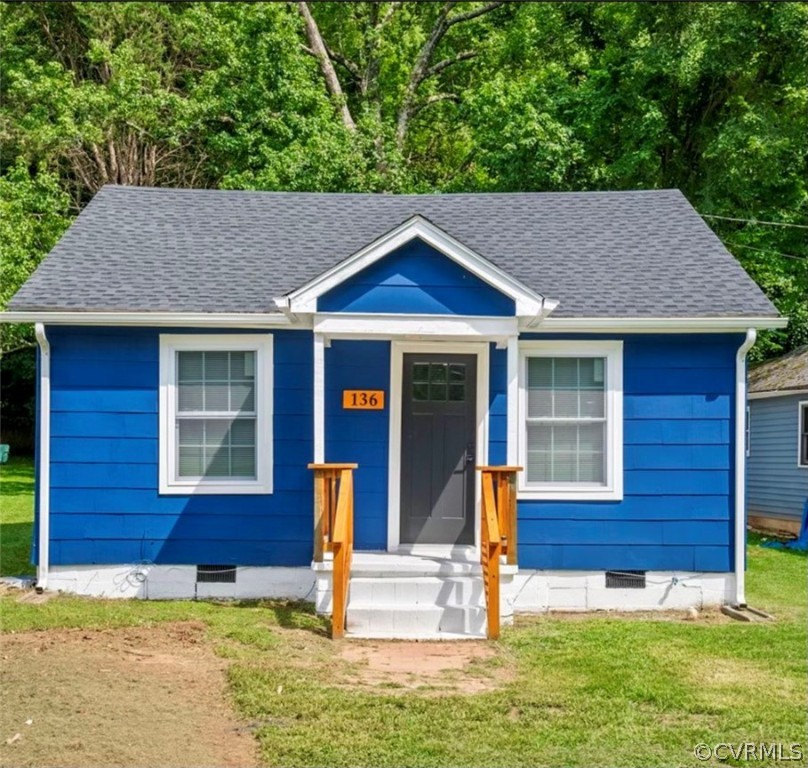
[723,240,808,263]
[701,213,808,230]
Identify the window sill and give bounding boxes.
[518,486,623,502]
[159,481,272,496]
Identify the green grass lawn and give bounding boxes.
[0,456,36,577]
[1,457,806,767]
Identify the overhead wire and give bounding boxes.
[700,213,808,230]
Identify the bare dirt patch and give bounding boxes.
[339,640,509,694]
[0,621,258,768]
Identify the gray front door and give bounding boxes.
[400,353,477,545]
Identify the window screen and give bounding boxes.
[525,357,606,484]
[175,350,257,479]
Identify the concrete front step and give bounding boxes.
[348,575,485,606]
[314,550,515,639]
[346,603,487,639]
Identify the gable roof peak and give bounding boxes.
[278,214,553,318]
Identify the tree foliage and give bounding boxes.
[1,1,806,360]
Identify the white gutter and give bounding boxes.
[34,323,51,591]
[733,328,757,607]
[525,316,788,333]
[1,311,301,327]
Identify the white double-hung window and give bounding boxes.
[159,334,273,494]
[518,340,623,500]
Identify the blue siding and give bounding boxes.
[318,240,515,316]
[517,333,743,572]
[489,345,507,465]
[45,326,314,567]
[40,324,745,575]
[324,340,390,549]
[748,394,808,520]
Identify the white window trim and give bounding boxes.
[159,334,273,495]
[798,401,808,469]
[517,340,623,501]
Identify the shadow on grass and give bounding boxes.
[0,521,35,577]
[0,480,37,497]
[262,599,330,637]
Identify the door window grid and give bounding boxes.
[412,362,466,402]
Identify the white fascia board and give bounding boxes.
[313,313,518,339]
[748,389,808,400]
[1,311,304,328]
[523,316,789,333]
[282,216,546,317]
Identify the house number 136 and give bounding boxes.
[342,390,385,410]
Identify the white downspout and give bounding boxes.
[34,323,51,591]
[733,328,756,607]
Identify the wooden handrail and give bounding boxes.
[331,469,354,639]
[478,465,522,640]
[308,463,357,639]
[480,472,501,639]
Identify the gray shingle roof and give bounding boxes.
[749,345,808,394]
[8,185,778,318]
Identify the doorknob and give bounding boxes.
[465,443,475,465]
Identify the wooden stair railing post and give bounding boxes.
[481,472,501,639]
[308,463,357,639]
[477,466,522,639]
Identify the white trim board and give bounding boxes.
[314,313,517,340]
[517,340,624,501]
[158,333,274,495]
[526,316,788,333]
[1,311,300,327]
[387,340,490,551]
[280,216,552,317]
[749,389,808,400]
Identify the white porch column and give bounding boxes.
[506,334,519,466]
[313,332,326,463]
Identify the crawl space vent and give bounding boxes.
[605,570,646,589]
[196,565,237,584]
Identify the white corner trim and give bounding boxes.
[158,334,274,495]
[525,316,789,333]
[387,341,490,551]
[798,401,808,469]
[733,329,756,606]
[748,389,808,400]
[506,336,519,466]
[517,340,624,501]
[34,324,50,590]
[282,216,547,316]
[314,313,518,340]
[1,311,301,327]
[313,333,326,464]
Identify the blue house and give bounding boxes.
[747,345,808,536]
[4,187,787,638]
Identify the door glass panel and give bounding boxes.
[412,362,467,402]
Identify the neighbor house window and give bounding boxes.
[800,402,808,468]
[518,341,623,500]
[159,335,273,494]
[746,405,751,458]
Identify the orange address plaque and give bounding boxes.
[342,390,385,410]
